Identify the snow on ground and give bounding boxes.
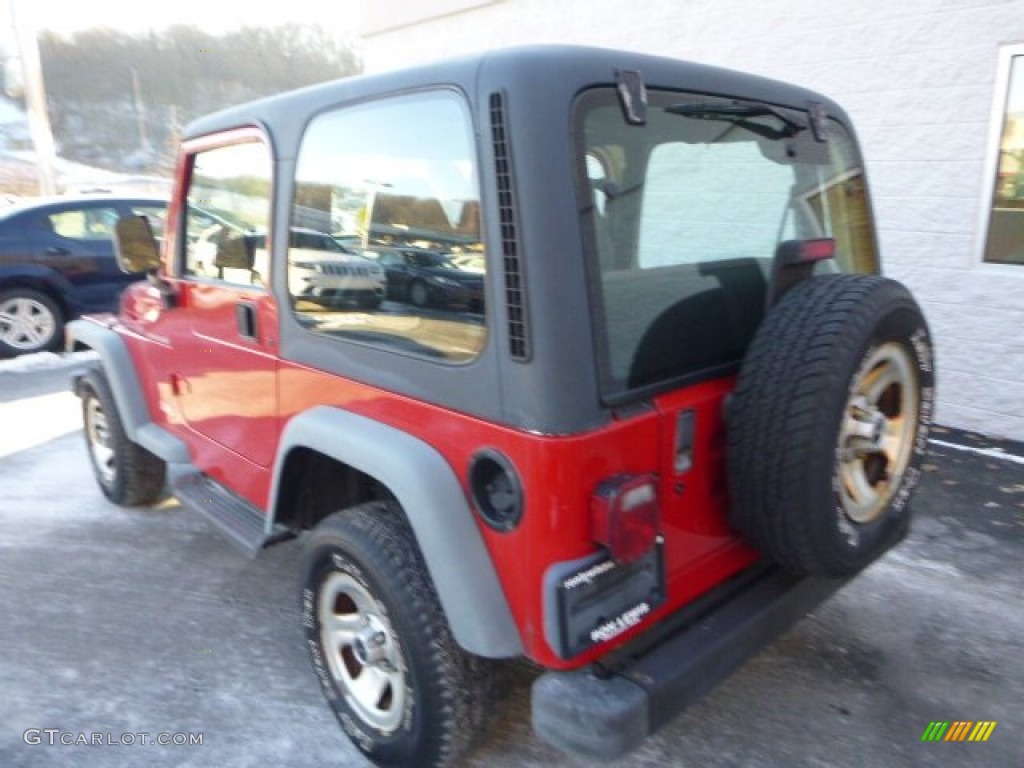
[0,352,98,458]
[0,350,98,374]
[0,389,82,458]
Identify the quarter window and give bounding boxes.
[288,90,486,363]
[183,141,273,287]
[983,46,1024,265]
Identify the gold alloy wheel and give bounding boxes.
[837,342,920,524]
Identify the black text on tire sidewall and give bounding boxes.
[819,304,934,573]
[301,542,422,766]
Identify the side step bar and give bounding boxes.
[173,472,293,557]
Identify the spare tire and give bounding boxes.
[727,274,934,577]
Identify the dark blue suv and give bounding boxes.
[0,195,166,356]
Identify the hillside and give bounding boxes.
[37,24,360,175]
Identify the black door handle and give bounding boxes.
[46,246,70,256]
[236,302,258,341]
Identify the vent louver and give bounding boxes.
[489,92,529,361]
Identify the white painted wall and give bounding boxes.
[361,0,1024,440]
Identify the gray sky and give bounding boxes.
[3,0,359,38]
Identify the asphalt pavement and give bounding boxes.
[0,358,1021,768]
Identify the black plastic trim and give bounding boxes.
[468,448,524,532]
[174,472,293,557]
[532,566,849,759]
[489,91,530,361]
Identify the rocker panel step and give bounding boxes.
[173,473,291,557]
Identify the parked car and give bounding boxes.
[70,47,933,768]
[288,230,387,309]
[0,195,166,356]
[375,247,484,311]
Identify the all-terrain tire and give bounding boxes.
[80,367,166,506]
[728,274,934,577]
[300,501,492,768]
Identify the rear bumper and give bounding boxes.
[531,566,847,759]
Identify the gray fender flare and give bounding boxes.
[270,405,523,658]
[66,319,189,464]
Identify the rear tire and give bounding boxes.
[301,501,491,768]
[80,368,166,506]
[727,275,933,577]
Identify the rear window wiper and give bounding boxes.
[665,102,807,140]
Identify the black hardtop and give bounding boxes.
[182,45,849,143]
[178,46,858,436]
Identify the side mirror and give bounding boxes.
[114,215,161,274]
[214,235,255,270]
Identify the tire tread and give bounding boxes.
[304,501,492,768]
[81,367,166,506]
[727,274,929,576]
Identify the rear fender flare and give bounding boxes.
[270,405,523,658]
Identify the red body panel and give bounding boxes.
[117,293,758,667]
[278,364,759,668]
[118,280,279,510]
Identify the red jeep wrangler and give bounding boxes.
[70,46,933,768]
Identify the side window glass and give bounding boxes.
[289,91,486,362]
[183,141,272,288]
[48,207,120,240]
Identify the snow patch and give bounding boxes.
[0,390,82,459]
[0,350,98,374]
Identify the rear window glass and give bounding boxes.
[575,88,878,399]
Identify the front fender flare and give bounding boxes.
[270,406,523,658]
[66,319,189,464]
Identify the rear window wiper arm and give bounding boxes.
[665,102,806,140]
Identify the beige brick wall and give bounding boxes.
[361,0,1024,439]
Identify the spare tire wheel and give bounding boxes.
[727,274,934,577]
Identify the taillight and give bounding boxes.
[797,237,836,262]
[777,237,836,265]
[591,474,660,564]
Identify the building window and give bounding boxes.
[983,45,1024,265]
